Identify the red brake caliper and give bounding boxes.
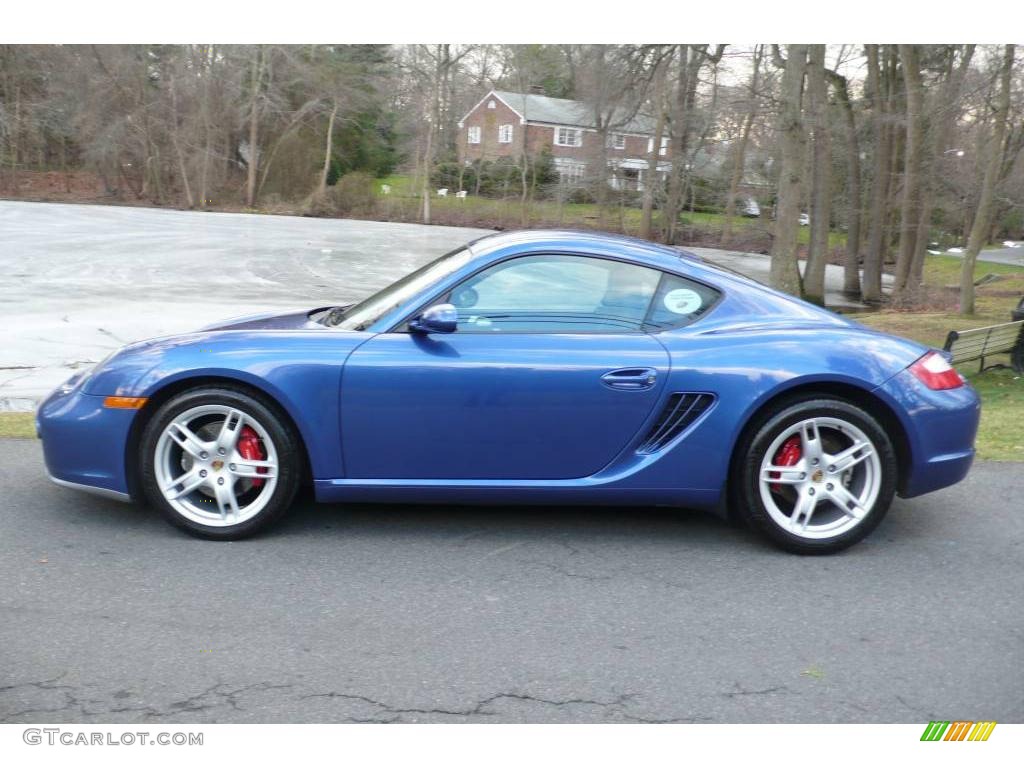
[237,425,267,488]
[769,435,802,494]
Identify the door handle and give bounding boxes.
[601,368,658,391]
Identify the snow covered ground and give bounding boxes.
[1,200,888,410]
[0,201,487,410]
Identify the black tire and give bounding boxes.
[733,397,898,555]
[139,386,302,540]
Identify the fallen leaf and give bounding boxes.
[801,665,825,680]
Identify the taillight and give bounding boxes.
[908,351,964,390]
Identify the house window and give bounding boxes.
[555,127,583,147]
[487,99,496,109]
[611,134,626,150]
[553,157,586,184]
[468,126,481,144]
[498,124,513,144]
[647,136,669,155]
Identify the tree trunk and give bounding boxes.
[824,65,862,296]
[909,45,975,291]
[892,45,925,304]
[198,51,212,208]
[722,45,763,245]
[769,45,808,296]
[318,100,338,195]
[803,45,831,305]
[421,117,434,225]
[862,45,892,303]
[168,77,194,209]
[519,154,530,227]
[640,58,669,241]
[245,46,264,208]
[663,45,696,244]
[960,45,1015,315]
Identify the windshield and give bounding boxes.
[326,247,474,330]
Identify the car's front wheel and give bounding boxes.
[140,386,302,539]
[735,397,898,554]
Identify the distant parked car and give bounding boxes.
[798,213,810,226]
[741,198,761,218]
[947,247,965,254]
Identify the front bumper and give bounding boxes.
[37,385,138,499]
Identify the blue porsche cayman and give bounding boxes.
[37,230,980,553]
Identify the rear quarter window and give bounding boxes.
[643,273,721,331]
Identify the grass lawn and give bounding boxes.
[377,174,845,247]
[0,412,35,438]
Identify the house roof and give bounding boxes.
[487,90,656,135]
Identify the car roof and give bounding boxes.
[460,229,847,330]
[465,229,701,273]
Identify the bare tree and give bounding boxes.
[662,44,725,244]
[908,45,975,292]
[721,45,764,244]
[803,45,831,305]
[244,46,265,208]
[824,50,862,296]
[640,48,672,240]
[769,44,808,296]
[892,45,926,303]
[960,45,1016,315]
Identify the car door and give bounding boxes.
[339,254,672,481]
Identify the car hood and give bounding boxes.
[197,308,328,332]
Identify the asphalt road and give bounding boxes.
[1,439,1021,724]
[977,246,1024,267]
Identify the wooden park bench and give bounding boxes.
[943,319,1024,373]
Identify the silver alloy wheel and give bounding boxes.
[153,404,279,527]
[758,416,882,540]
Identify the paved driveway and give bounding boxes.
[1,439,1020,723]
[977,247,1024,267]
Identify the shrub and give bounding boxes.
[566,186,597,205]
[306,172,378,217]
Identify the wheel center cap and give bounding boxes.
[812,469,824,483]
[211,459,224,471]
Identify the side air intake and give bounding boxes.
[637,393,715,454]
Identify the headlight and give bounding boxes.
[57,349,120,394]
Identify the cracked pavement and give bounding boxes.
[1,440,1021,723]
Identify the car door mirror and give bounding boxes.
[409,303,457,334]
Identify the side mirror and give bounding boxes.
[409,303,458,334]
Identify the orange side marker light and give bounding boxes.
[103,396,149,410]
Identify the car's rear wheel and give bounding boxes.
[140,387,301,539]
[735,397,897,554]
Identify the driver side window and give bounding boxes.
[448,254,661,333]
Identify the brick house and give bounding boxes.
[456,90,670,191]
